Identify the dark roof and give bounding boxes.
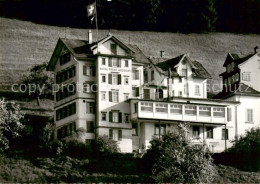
[149,57,171,64]
[47,35,148,71]
[214,83,260,99]
[150,54,211,79]
[223,52,255,67]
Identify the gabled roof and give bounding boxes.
[223,52,255,67]
[149,54,211,79]
[47,34,148,71]
[214,83,260,99]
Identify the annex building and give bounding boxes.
[47,31,260,153]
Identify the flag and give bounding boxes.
[86,2,96,17]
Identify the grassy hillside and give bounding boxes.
[1,17,260,91]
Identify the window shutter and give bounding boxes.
[136,87,139,97]
[109,129,113,138]
[87,121,90,132]
[227,108,231,121]
[93,66,96,76]
[118,130,122,140]
[118,74,121,85]
[118,59,121,67]
[118,112,122,123]
[83,65,86,75]
[135,70,139,80]
[109,111,113,122]
[109,91,112,102]
[108,74,112,84]
[93,103,96,114]
[86,102,89,113]
[109,58,112,67]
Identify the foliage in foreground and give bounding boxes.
[95,135,120,157]
[214,127,260,172]
[0,99,24,152]
[144,123,217,183]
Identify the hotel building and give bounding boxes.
[47,31,260,153]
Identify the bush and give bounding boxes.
[63,140,92,159]
[144,123,217,183]
[214,127,260,172]
[95,135,119,157]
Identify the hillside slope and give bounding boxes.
[1,17,260,91]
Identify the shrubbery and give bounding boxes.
[214,127,260,172]
[143,123,217,183]
[95,135,120,157]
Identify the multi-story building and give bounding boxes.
[215,49,260,137]
[47,31,259,153]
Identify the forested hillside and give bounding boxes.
[0,0,260,33]
[1,17,260,91]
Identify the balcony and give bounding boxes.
[131,100,228,124]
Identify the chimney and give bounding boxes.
[88,30,93,44]
[254,46,259,54]
[160,50,165,58]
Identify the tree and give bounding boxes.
[144,123,217,183]
[95,135,120,157]
[0,98,24,152]
[21,62,53,106]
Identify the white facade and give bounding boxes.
[47,33,260,153]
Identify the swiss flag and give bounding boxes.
[86,2,96,17]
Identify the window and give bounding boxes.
[124,93,129,101]
[59,53,71,65]
[224,79,227,85]
[83,82,92,93]
[101,75,106,83]
[118,130,122,141]
[101,112,106,121]
[222,129,229,140]
[206,127,213,139]
[228,77,231,85]
[111,43,117,55]
[185,105,196,115]
[112,58,119,67]
[134,103,138,113]
[151,70,154,81]
[242,72,251,81]
[232,75,235,83]
[227,108,232,121]
[235,73,239,82]
[86,102,95,113]
[86,121,94,133]
[195,85,200,95]
[184,84,188,95]
[124,77,129,85]
[56,103,76,121]
[141,102,153,112]
[179,91,182,96]
[231,62,234,72]
[109,91,119,102]
[83,65,96,76]
[227,64,230,73]
[56,66,76,84]
[132,87,139,97]
[144,71,148,83]
[108,74,121,85]
[125,114,129,123]
[57,122,76,139]
[246,109,253,122]
[154,124,166,135]
[56,83,76,101]
[102,58,106,65]
[155,103,168,113]
[113,112,118,122]
[213,107,225,117]
[132,69,139,80]
[132,123,138,136]
[125,60,129,67]
[109,111,122,123]
[199,107,211,116]
[193,126,200,138]
[182,69,187,77]
[101,92,106,101]
[170,104,182,114]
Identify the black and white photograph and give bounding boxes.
[0,0,260,183]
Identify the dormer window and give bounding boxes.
[181,69,187,78]
[60,53,71,65]
[111,43,117,55]
[231,62,235,71]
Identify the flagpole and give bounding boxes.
[95,0,99,43]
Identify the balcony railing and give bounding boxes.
[135,101,227,124]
